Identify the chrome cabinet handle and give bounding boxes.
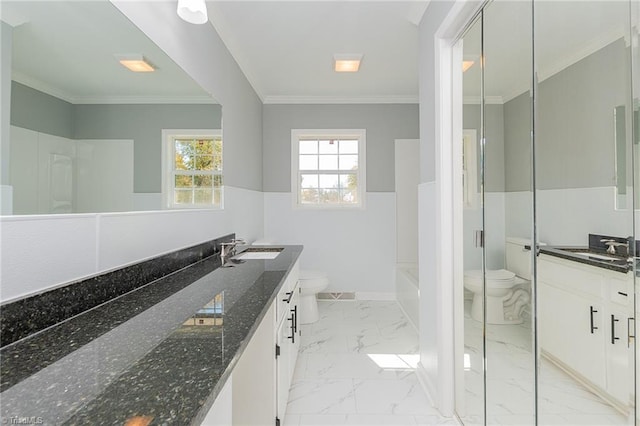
[590,306,598,334]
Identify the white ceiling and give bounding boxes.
[1,1,631,106]
[207,0,429,103]
[1,1,214,104]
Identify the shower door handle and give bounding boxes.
[590,306,598,333]
[474,230,484,248]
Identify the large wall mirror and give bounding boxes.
[0,1,222,215]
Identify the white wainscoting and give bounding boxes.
[0,186,264,302]
[263,192,396,297]
[506,187,633,246]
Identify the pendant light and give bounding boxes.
[177,0,208,25]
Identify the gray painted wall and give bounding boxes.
[503,38,628,191]
[462,104,505,192]
[74,104,221,193]
[10,82,74,139]
[536,39,628,190]
[262,104,419,192]
[504,92,531,192]
[10,82,222,194]
[113,0,263,192]
[1,22,11,185]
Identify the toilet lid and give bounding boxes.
[300,269,327,280]
[464,269,516,285]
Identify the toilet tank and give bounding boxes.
[505,237,535,280]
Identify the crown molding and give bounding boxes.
[263,95,419,104]
[12,73,216,105]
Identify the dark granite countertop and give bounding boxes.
[0,245,302,426]
[539,246,632,274]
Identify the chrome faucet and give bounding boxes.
[601,239,628,255]
[220,238,246,264]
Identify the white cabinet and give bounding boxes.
[232,302,277,426]
[276,263,301,423]
[539,281,606,388]
[204,259,301,426]
[538,254,634,411]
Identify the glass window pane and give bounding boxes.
[174,189,193,204]
[339,173,357,189]
[319,174,339,188]
[299,140,318,154]
[319,139,338,154]
[339,139,358,154]
[195,155,213,170]
[175,175,193,188]
[339,155,358,170]
[301,189,319,203]
[213,174,223,187]
[299,155,318,170]
[319,188,340,203]
[213,188,223,205]
[194,189,213,204]
[340,189,357,203]
[195,139,213,155]
[194,175,213,187]
[319,155,338,170]
[175,140,195,170]
[300,174,319,189]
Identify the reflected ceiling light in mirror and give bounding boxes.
[116,54,155,72]
[177,0,208,25]
[462,60,475,72]
[334,54,363,72]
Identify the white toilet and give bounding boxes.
[298,270,329,324]
[464,237,535,325]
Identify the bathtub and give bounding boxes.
[396,264,419,331]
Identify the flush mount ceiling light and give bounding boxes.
[177,0,208,25]
[115,54,155,72]
[462,60,475,72]
[334,54,363,73]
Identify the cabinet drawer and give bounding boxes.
[608,275,632,307]
[277,261,299,323]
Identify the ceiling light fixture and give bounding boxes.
[116,55,155,73]
[334,54,363,73]
[177,0,208,25]
[462,60,475,72]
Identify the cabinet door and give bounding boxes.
[539,281,606,389]
[232,303,276,425]
[276,318,290,421]
[606,306,633,405]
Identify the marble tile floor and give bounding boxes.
[284,300,460,426]
[461,301,629,426]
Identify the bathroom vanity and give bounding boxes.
[538,245,634,413]
[0,239,302,425]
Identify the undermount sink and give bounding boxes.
[233,247,283,260]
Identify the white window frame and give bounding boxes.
[291,129,366,209]
[162,129,223,210]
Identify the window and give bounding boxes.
[291,129,366,208]
[163,129,223,209]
